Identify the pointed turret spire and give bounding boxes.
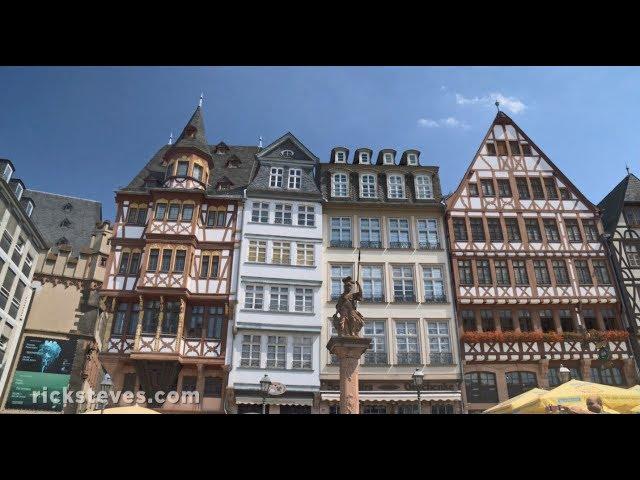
[166,104,212,160]
[259,135,263,148]
[168,132,173,145]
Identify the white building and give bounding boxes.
[227,133,324,414]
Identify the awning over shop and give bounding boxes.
[319,391,462,403]
[235,396,314,407]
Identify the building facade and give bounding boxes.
[446,112,636,413]
[318,146,462,414]
[0,160,48,401]
[1,190,112,413]
[226,133,323,414]
[98,105,256,413]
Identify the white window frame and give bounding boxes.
[392,265,415,301]
[383,153,394,165]
[395,320,420,364]
[247,240,267,263]
[407,153,418,165]
[2,164,13,183]
[335,151,346,163]
[281,149,294,158]
[241,334,261,367]
[331,173,349,197]
[427,322,451,353]
[251,202,269,223]
[266,335,287,368]
[296,243,314,266]
[274,204,292,225]
[388,218,410,246]
[330,264,352,299]
[292,337,312,369]
[271,242,291,265]
[422,265,445,301]
[270,167,283,188]
[360,174,377,198]
[417,218,439,248]
[297,205,315,227]
[294,287,313,312]
[359,218,381,246]
[330,217,352,245]
[244,285,264,310]
[415,175,433,199]
[387,174,405,199]
[359,152,370,164]
[269,286,289,312]
[288,169,302,189]
[14,184,23,201]
[364,320,387,362]
[360,265,384,301]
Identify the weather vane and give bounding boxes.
[495,101,501,112]
[199,92,204,107]
[168,132,173,145]
[259,135,263,148]
[626,164,631,175]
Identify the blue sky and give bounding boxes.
[1,66,638,221]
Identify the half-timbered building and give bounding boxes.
[446,111,637,413]
[318,147,462,414]
[99,105,257,413]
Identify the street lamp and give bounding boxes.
[99,373,113,414]
[412,368,424,415]
[260,374,272,415]
[558,364,571,384]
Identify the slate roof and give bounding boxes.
[25,189,102,253]
[166,106,212,160]
[598,173,640,234]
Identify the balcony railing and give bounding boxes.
[360,241,383,249]
[418,242,441,250]
[363,352,388,365]
[394,294,416,303]
[330,240,353,248]
[389,241,412,249]
[430,352,454,365]
[423,295,447,304]
[397,352,421,365]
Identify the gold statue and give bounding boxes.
[332,276,365,337]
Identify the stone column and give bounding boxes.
[326,336,371,414]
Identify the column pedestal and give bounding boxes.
[327,336,372,414]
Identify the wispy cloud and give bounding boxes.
[455,92,526,114]
[417,117,469,129]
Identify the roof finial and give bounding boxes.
[259,135,263,148]
[495,101,501,112]
[168,132,173,145]
[626,164,631,175]
[199,92,204,107]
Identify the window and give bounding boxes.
[560,188,572,200]
[288,169,301,189]
[206,306,224,339]
[176,161,189,176]
[204,378,222,398]
[496,141,508,156]
[495,260,510,286]
[431,404,454,414]
[181,204,194,222]
[363,321,387,364]
[465,372,498,403]
[22,254,33,277]
[331,173,348,197]
[516,178,530,200]
[0,266,15,311]
[330,265,352,300]
[497,179,512,197]
[392,266,414,301]
[181,376,197,394]
[480,310,494,331]
[162,301,180,335]
[186,306,204,338]
[582,220,599,242]
[362,405,387,415]
[481,179,495,197]
[519,310,532,331]
[272,242,291,265]
[543,219,560,242]
[540,310,555,332]
[274,204,292,225]
[625,207,640,226]
[330,217,351,247]
[335,151,346,163]
[294,288,313,312]
[248,240,267,263]
[360,174,377,198]
[591,366,623,386]
[241,335,261,367]
[602,308,616,330]
[476,260,492,286]
[173,250,186,273]
[428,322,451,366]
[513,261,529,285]
[565,219,582,243]
[1,163,13,182]
[625,244,640,267]
[383,152,394,165]
[199,252,220,278]
[506,371,537,398]
[281,149,294,158]
[267,336,286,368]
[359,152,370,164]
[583,309,597,330]
[470,218,485,242]
[7,280,25,318]
[423,266,445,301]
[592,260,611,285]
[118,252,130,275]
[396,321,420,364]
[0,232,12,253]
[11,236,24,265]
[361,265,384,302]
[552,260,570,285]
[458,260,473,286]
[160,250,172,273]
[296,243,314,266]
[453,218,468,241]
[574,260,592,285]
[534,260,551,286]
[167,203,180,221]
[387,175,405,199]
[129,252,141,275]
[544,178,558,199]
[508,140,521,156]
[462,310,476,331]
[193,164,203,181]
[487,218,503,242]
[468,183,479,197]
[417,219,439,248]
[407,153,418,165]
[388,218,410,248]
[530,178,545,199]
[525,218,542,242]
[244,285,264,310]
[270,167,283,188]
[485,143,496,155]
[560,310,574,332]
[415,175,433,199]
[269,286,289,311]
[141,300,159,334]
[505,218,521,242]
[127,205,147,225]
[154,203,166,221]
[521,144,532,156]
[360,218,381,248]
[548,367,581,387]
[292,337,312,369]
[499,311,514,331]
[251,202,269,223]
[297,205,315,226]
[206,209,227,228]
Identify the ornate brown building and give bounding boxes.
[99,105,256,412]
[446,111,637,413]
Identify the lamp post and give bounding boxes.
[99,373,113,414]
[558,364,571,384]
[412,368,424,415]
[260,374,272,415]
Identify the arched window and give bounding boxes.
[464,372,498,403]
[331,173,349,197]
[415,175,433,199]
[505,371,538,398]
[360,174,377,198]
[387,174,405,199]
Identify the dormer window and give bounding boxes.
[388,175,405,199]
[24,201,33,217]
[383,153,394,165]
[14,183,23,201]
[2,164,13,183]
[60,218,72,228]
[359,152,370,164]
[288,169,302,189]
[270,167,283,188]
[176,161,189,177]
[415,175,433,199]
[63,203,73,211]
[193,164,203,181]
[281,149,294,158]
[335,151,346,163]
[56,237,69,246]
[407,153,418,166]
[331,173,349,197]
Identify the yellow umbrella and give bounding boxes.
[631,405,640,414]
[628,385,640,392]
[483,388,547,414]
[83,404,160,414]
[514,380,640,414]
